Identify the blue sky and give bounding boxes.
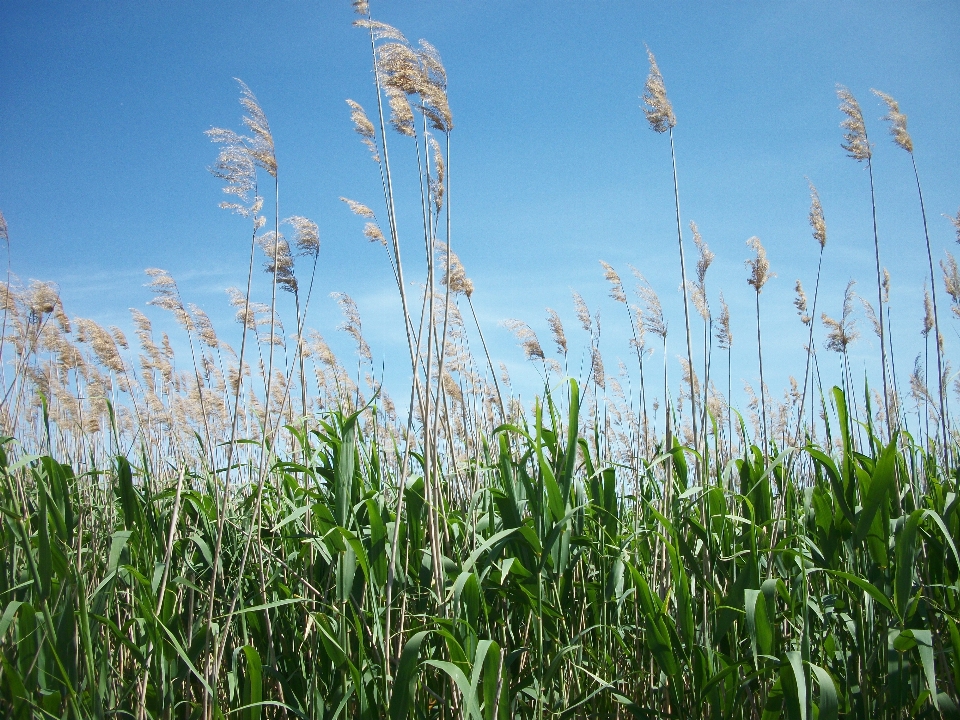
[2,1,959,421]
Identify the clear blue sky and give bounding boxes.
[2,1,959,419]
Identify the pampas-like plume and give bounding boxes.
[572,291,592,334]
[822,281,860,353]
[591,346,606,390]
[236,80,277,178]
[716,292,732,350]
[332,292,372,362]
[145,269,193,332]
[502,319,545,361]
[340,197,376,218]
[599,261,627,303]
[256,231,297,293]
[642,49,676,133]
[345,99,380,161]
[923,287,935,338]
[948,208,960,243]
[633,273,667,340]
[361,223,386,246]
[691,222,714,285]
[808,182,827,248]
[794,280,810,325]
[745,237,774,292]
[873,89,913,153]
[437,244,473,298]
[545,308,567,356]
[837,85,871,161]
[354,19,407,43]
[285,216,320,257]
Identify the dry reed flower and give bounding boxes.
[947,208,960,244]
[352,0,369,15]
[429,137,445,212]
[346,99,380,160]
[633,272,667,340]
[882,268,891,304]
[418,40,448,90]
[837,85,871,161]
[572,291,592,334]
[502,319,545,361]
[808,181,827,248]
[257,231,297,293]
[363,222,387,246]
[545,308,567,356]
[285,216,320,256]
[642,49,676,133]
[145,269,194,332]
[691,222,714,285]
[716,293,732,350]
[385,85,416,137]
[591,346,605,390]
[822,280,859,352]
[860,297,881,338]
[745,237,774,292]
[236,79,277,178]
[332,292,372,362]
[794,280,810,325]
[872,89,913,153]
[599,261,627,303]
[437,244,473,297]
[76,318,125,374]
[923,287,935,338]
[340,197,376,218]
[354,19,407,43]
[941,252,960,318]
[25,280,59,320]
[189,305,219,348]
[0,211,7,246]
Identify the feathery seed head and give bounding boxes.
[882,268,891,304]
[837,85,871,161]
[438,244,473,297]
[716,291,732,349]
[352,0,369,15]
[384,85,416,137]
[545,308,567,356]
[642,49,676,133]
[354,19,407,43]
[591,346,606,390]
[284,216,320,256]
[599,261,627,303]
[822,279,859,352]
[947,208,960,244]
[429,137,446,211]
[807,181,827,248]
[794,280,810,325]
[872,89,913,153]
[502,319,545,361]
[340,197,376,218]
[0,210,7,245]
[256,231,297,293]
[923,286,935,337]
[332,292,372,362]
[236,79,277,177]
[572,291,592,334]
[691,221,714,285]
[363,222,387,246]
[745,236,774,292]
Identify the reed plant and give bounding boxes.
[2,7,960,720]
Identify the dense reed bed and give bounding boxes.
[3,4,960,718]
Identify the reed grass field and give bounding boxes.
[3,2,960,718]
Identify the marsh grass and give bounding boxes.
[2,8,960,720]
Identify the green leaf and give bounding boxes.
[779,651,807,720]
[240,645,263,720]
[390,630,429,720]
[853,434,898,545]
[808,663,838,720]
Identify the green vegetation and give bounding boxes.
[2,4,960,719]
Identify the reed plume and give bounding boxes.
[644,48,697,460]
[745,237,774,452]
[838,85,890,431]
